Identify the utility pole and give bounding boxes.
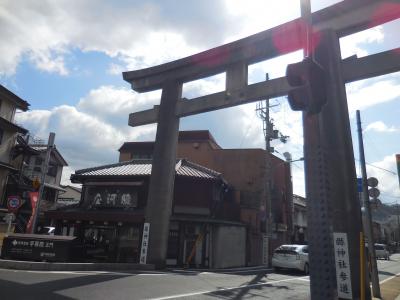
[356,110,381,298]
[31,132,55,234]
[256,74,288,265]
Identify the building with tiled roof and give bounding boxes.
[46,158,245,268]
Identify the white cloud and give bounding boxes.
[365,121,398,133]
[340,26,384,59]
[0,0,240,76]
[346,75,400,114]
[60,166,80,188]
[365,155,400,203]
[107,63,125,76]
[224,0,299,41]
[77,85,161,123]
[16,85,157,185]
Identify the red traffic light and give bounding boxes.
[286,57,327,115]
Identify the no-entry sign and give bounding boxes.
[7,195,22,212]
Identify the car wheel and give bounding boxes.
[303,263,309,275]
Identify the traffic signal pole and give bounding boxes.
[356,110,381,298]
[294,27,368,299]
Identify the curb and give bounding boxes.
[0,259,154,271]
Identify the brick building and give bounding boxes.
[119,130,293,265]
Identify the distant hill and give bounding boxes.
[371,203,400,223]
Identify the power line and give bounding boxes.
[354,158,397,175]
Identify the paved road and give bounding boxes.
[377,253,400,283]
[0,267,309,300]
[0,254,399,300]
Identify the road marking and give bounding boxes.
[297,277,310,282]
[379,271,400,284]
[148,276,309,300]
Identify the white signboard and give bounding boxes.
[333,232,353,299]
[139,223,150,264]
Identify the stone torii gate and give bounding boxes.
[123,0,400,299]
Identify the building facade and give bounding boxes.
[0,85,29,206]
[292,194,307,244]
[46,159,246,268]
[57,185,82,207]
[18,144,68,230]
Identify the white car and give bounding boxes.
[375,244,390,260]
[272,244,309,274]
[37,226,55,235]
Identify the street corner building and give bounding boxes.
[46,158,247,268]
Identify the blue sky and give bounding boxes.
[1,0,399,204]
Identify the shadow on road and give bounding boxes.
[201,272,291,299]
[0,273,130,300]
[378,270,397,277]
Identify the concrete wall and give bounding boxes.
[119,152,131,162]
[0,169,8,204]
[0,98,16,121]
[58,186,81,201]
[294,204,307,227]
[212,225,246,268]
[0,130,15,163]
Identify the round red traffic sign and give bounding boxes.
[7,196,22,212]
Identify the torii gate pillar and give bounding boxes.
[145,80,181,268]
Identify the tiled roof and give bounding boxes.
[72,159,222,182]
[118,130,221,152]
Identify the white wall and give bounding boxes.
[0,98,16,121]
[212,225,246,268]
[0,130,15,163]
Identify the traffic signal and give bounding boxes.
[286,57,327,115]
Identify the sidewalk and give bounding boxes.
[380,272,400,300]
[0,259,154,271]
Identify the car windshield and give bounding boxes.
[274,246,299,255]
[375,245,385,250]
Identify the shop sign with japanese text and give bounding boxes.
[139,223,150,264]
[88,186,138,209]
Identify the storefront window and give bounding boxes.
[83,226,117,261]
[117,226,140,263]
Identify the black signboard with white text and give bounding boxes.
[87,186,138,209]
[1,234,81,262]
